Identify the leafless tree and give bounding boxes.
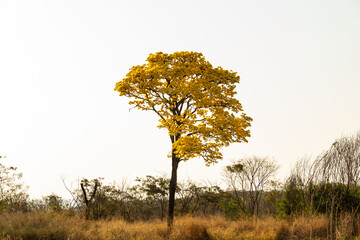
[313,131,360,239]
[315,131,360,188]
[224,156,279,217]
[61,177,81,209]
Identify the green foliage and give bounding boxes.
[278,177,306,216]
[313,183,360,214]
[279,180,360,217]
[134,175,169,199]
[263,181,283,215]
[132,175,169,220]
[43,194,64,212]
[196,185,225,216]
[220,197,243,220]
[225,163,243,173]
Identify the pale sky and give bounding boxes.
[0,0,359,198]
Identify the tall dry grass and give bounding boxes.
[0,212,359,240]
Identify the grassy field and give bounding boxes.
[1,212,354,240]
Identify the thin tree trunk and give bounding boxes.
[310,195,314,239]
[168,149,180,228]
[329,196,336,240]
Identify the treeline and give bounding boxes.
[0,166,278,220]
[0,132,360,239]
[0,156,281,221]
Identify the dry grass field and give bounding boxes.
[1,212,358,240]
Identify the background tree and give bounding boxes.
[115,51,252,226]
[313,131,360,238]
[175,179,200,215]
[263,180,283,216]
[133,175,169,220]
[43,194,64,212]
[197,183,225,216]
[79,178,100,220]
[0,163,28,213]
[315,131,360,189]
[98,181,135,220]
[280,157,320,218]
[224,156,279,217]
[279,132,360,239]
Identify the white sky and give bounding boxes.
[0,0,359,198]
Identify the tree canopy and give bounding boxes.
[115,51,252,165]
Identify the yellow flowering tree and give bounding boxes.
[114,51,252,226]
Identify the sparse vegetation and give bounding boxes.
[1,118,360,239]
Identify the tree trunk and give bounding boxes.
[80,181,98,220]
[329,196,336,240]
[168,149,180,228]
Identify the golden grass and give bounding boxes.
[0,212,358,240]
